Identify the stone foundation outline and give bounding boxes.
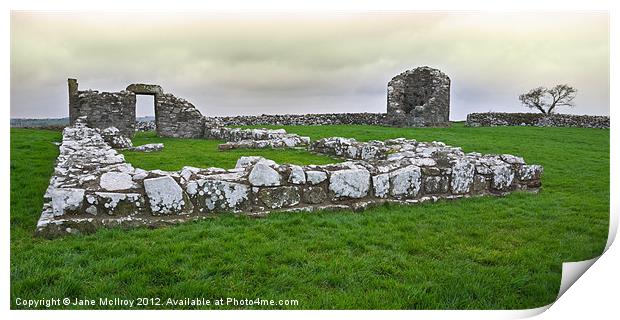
[36,118,543,238]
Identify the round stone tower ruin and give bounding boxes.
[386,66,451,127]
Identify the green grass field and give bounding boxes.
[10,123,609,309]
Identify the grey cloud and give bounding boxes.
[11,12,609,119]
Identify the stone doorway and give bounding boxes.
[136,94,156,123]
[126,83,164,133]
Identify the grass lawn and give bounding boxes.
[10,123,609,309]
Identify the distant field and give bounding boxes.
[10,123,609,309]
[9,116,154,128]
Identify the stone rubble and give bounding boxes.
[135,121,156,132]
[130,143,164,153]
[205,127,311,150]
[96,124,164,152]
[36,119,544,238]
[218,137,309,150]
[101,127,133,149]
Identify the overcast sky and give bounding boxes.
[10,12,609,120]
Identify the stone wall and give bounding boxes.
[466,112,610,129]
[136,120,156,132]
[71,89,137,137]
[386,66,451,127]
[36,119,543,238]
[68,79,79,124]
[155,94,205,138]
[203,113,388,127]
[68,79,207,138]
[310,137,392,161]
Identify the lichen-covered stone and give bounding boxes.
[93,192,145,216]
[451,159,475,194]
[258,186,300,209]
[306,170,328,185]
[303,186,327,204]
[235,156,266,169]
[99,172,134,191]
[196,179,250,212]
[70,88,137,137]
[50,188,85,216]
[372,174,390,198]
[389,165,421,198]
[491,165,515,191]
[472,175,488,192]
[155,93,204,138]
[500,154,525,165]
[217,136,310,150]
[101,127,133,149]
[423,176,449,194]
[288,165,306,184]
[310,137,391,161]
[248,163,281,187]
[144,176,192,215]
[329,168,371,199]
[132,169,148,181]
[518,165,543,181]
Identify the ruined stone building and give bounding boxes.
[33,69,548,238]
[67,66,452,136]
[386,66,451,127]
[68,79,204,138]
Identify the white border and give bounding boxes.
[2,1,617,319]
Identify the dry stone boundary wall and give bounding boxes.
[203,113,388,127]
[466,112,610,129]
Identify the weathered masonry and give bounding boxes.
[386,66,451,127]
[68,66,454,136]
[36,118,543,238]
[466,112,610,129]
[68,79,204,138]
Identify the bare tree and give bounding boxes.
[519,84,576,114]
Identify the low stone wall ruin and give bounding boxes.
[466,112,610,129]
[205,127,311,150]
[36,119,543,238]
[311,137,392,161]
